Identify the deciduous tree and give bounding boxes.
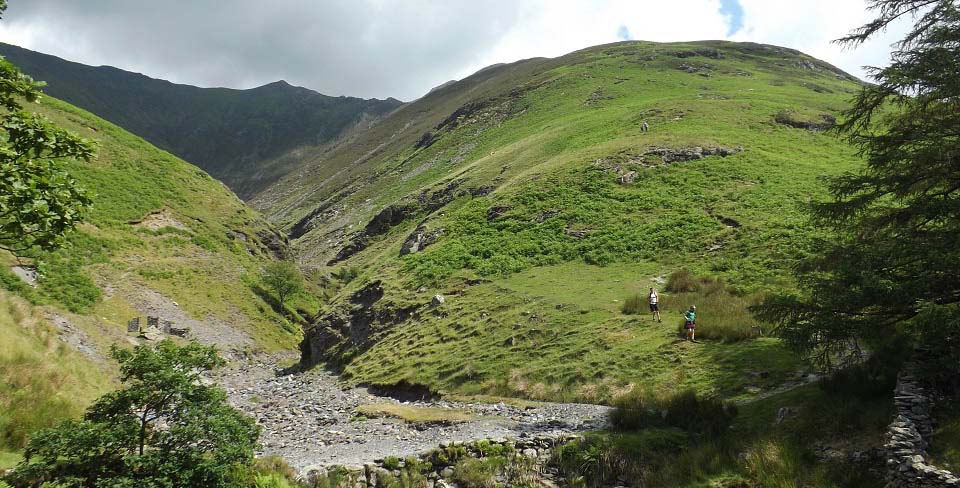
[9,340,260,487]
[262,261,304,313]
[0,0,95,256]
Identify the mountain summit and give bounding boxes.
[0,43,403,199]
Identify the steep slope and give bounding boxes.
[256,40,866,402]
[0,93,304,353]
[0,42,403,198]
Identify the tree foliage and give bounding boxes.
[8,340,260,487]
[262,261,303,312]
[0,4,95,256]
[757,0,960,372]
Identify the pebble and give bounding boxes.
[215,355,610,470]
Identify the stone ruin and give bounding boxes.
[127,315,190,339]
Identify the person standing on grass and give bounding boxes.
[684,305,697,342]
[648,287,662,323]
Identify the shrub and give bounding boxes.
[552,437,625,487]
[253,473,300,488]
[382,456,402,471]
[253,455,298,482]
[610,387,737,437]
[665,269,698,293]
[451,458,500,488]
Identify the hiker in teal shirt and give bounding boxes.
[683,305,697,342]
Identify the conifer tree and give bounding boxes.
[758,1,960,384]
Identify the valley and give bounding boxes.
[2,6,957,482]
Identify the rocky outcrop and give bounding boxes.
[400,224,446,256]
[883,368,960,487]
[299,281,419,368]
[670,48,724,59]
[256,228,291,260]
[328,181,463,265]
[774,110,836,131]
[642,145,743,163]
[298,434,582,488]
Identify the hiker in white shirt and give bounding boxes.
[648,287,662,323]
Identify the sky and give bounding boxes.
[0,0,911,101]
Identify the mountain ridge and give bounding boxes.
[0,42,403,199]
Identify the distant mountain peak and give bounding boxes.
[0,43,403,200]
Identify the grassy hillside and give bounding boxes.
[0,42,402,199]
[0,290,113,467]
[0,94,306,352]
[258,41,867,402]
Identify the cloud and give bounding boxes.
[0,0,904,100]
[719,0,744,36]
[730,0,912,81]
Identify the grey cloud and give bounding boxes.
[1,0,527,100]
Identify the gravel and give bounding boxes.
[216,357,610,469]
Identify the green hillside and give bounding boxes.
[258,40,866,402]
[0,94,304,352]
[0,42,403,199]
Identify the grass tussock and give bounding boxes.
[0,290,112,452]
[610,387,737,436]
[355,403,474,424]
[624,270,765,342]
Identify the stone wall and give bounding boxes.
[299,434,581,488]
[884,369,959,487]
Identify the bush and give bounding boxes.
[552,437,625,487]
[665,269,699,293]
[253,456,298,482]
[610,388,738,437]
[451,458,501,488]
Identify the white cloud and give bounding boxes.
[453,0,730,83]
[0,0,904,99]
[731,0,910,80]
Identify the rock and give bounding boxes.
[431,295,445,307]
[486,205,511,221]
[533,209,561,223]
[774,406,796,425]
[618,171,637,184]
[400,224,446,256]
[440,467,454,478]
[10,265,38,287]
[299,465,327,485]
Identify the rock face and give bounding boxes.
[299,281,419,368]
[328,181,465,265]
[400,224,446,256]
[883,366,960,487]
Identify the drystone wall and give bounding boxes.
[884,369,959,487]
[299,434,581,488]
